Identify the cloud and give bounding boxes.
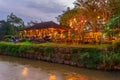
[0,0,75,23]
[27,1,65,13]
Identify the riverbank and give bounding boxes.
[0,42,120,70]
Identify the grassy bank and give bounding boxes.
[0,42,120,70]
[0,41,111,48]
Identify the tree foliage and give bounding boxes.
[106,0,120,27]
[105,0,120,36]
[7,13,25,29]
[58,0,111,32]
[0,13,25,39]
[57,7,80,27]
[57,8,88,40]
[74,0,111,32]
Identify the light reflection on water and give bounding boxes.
[22,67,28,76]
[49,73,56,80]
[0,55,120,80]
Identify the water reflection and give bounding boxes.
[22,67,28,76]
[65,72,89,80]
[0,55,120,80]
[49,73,56,80]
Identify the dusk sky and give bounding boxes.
[0,0,75,23]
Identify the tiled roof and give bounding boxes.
[22,21,70,30]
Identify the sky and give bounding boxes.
[0,0,76,24]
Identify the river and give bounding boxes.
[0,55,120,80]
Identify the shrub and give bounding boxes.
[43,47,54,58]
[112,40,120,46]
[71,47,101,68]
[5,45,20,56]
[112,40,120,52]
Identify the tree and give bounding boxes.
[57,8,87,41]
[105,0,120,37]
[0,13,25,39]
[57,7,79,27]
[74,0,111,32]
[0,20,15,39]
[57,0,112,43]
[0,20,6,38]
[7,13,25,29]
[6,13,25,36]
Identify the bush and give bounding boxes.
[111,40,120,52]
[71,47,102,68]
[43,47,54,58]
[112,40,120,46]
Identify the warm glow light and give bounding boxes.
[36,30,39,33]
[73,18,77,22]
[51,28,54,32]
[97,16,100,19]
[67,77,76,80]
[70,21,73,27]
[66,74,89,80]
[75,28,78,31]
[81,20,83,23]
[22,67,28,76]
[49,73,56,80]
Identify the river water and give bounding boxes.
[0,55,120,80]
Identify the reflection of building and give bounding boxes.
[19,21,70,41]
[22,67,28,76]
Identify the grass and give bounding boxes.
[0,41,110,49]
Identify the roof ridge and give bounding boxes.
[20,21,70,31]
